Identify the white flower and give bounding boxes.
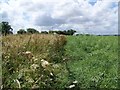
[30,64,39,70]
[32,57,38,61]
[68,84,75,88]
[34,58,38,61]
[73,80,78,84]
[25,51,31,54]
[50,72,53,76]
[41,59,50,68]
[22,51,33,59]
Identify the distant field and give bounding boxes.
[2,34,119,89]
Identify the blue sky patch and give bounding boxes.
[88,0,97,6]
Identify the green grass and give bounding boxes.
[64,35,118,88]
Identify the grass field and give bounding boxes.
[2,34,119,89]
[65,35,118,88]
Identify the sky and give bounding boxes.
[0,0,119,35]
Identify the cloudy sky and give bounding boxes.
[0,0,119,35]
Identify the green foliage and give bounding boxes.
[49,30,57,34]
[66,29,76,35]
[49,29,76,35]
[0,23,2,33]
[17,29,27,34]
[41,31,48,34]
[27,28,39,34]
[0,22,13,36]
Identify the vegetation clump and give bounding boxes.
[2,34,68,88]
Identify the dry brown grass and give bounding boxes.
[2,34,67,61]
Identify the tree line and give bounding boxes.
[0,22,76,36]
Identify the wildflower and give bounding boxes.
[50,72,53,76]
[68,84,75,88]
[34,58,38,61]
[25,51,32,54]
[63,58,66,61]
[32,57,38,61]
[22,51,33,59]
[30,64,39,70]
[73,80,78,84]
[41,59,50,68]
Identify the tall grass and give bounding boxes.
[2,34,68,88]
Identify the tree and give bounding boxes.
[41,31,48,34]
[27,28,39,34]
[48,29,76,35]
[66,29,76,35]
[0,23,2,35]
[49,30,57,34]
[0,22,13,36]
[17,29,26,34]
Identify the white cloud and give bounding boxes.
[0,0,118,35]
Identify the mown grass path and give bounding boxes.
[64,35,118,88]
